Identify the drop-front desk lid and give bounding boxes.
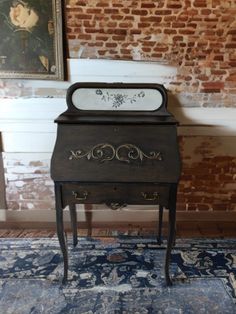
[55,83,178,125]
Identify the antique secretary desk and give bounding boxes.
[51,83,181,285]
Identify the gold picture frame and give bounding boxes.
[0,0,65,80]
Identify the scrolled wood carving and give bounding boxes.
[69,143,162,164]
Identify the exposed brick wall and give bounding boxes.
[1,1,236,217]
[66,0,236,106]
[178,137,236,212]
[4,154,54,211]
[4,137,236,213]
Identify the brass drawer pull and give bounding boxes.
[108,203,127,210]
[72,191,88,201]
[141,192,159,201]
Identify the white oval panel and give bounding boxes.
[71,88,163,111]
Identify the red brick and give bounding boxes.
[142,47,151,52]
[132,9,148,16]
[124,16,135,21]
[141,41,156,47]
[75,14,92,19]
[121,8,130,14]
[112,35,126,41]
[75,1,86,5]
[167,4,183,9]
[151,53,163,58]
[119,22,133,28]
[173,36,184,42]
[227,29,236,35]
[214,55,224,61]
[164,16,176,22]
[193,0,207,7]
[108,49,117,54]
[77,34,92,40]
[178,29,195,35]
[104,8,119,14]
[164,29,177,34]
[201,9,211,15]
[94,35,108,42]
[196,74,209,81]
[141,3,156,8]
[113,29,127,35]
[96,2,110,7]
[64,0,236,98]
[110,15,123,20]
[155,10,172,15]
[105,43,117,48]
[138,23,151,28]
[87,8,102,14]
[225,43,236,48]
[141,16,162,22]
[172,22,186,28]
[202,82,224,90]
[153,47,169,52]
[85,28,101,34]
[229,61,236,67]
[83,21,96,27]
[68,35,76,39]
[106,22,118,27]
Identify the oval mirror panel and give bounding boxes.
[71,88,163,111]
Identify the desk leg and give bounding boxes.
[157,205,163,245]
[55,184,68,283]
[165,185,177,286]
[69,204,78,247]
[85,204,93,237]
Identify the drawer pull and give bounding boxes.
[141,192,159,201]
[108,203,127,210]
[72,191,88,201]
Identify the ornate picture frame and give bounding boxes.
[0,0,65,80]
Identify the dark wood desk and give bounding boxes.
[51,83,181,285]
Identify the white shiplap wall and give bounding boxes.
[0,59,235,153]
[0,59,235,223]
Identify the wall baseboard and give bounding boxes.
[1,209,236,227]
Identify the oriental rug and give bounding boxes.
[0,237,236,313]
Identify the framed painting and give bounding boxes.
[0,0,65,80]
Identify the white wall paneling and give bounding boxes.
[0,102,235,152]
[0,59,235,153]
[0,59,235,221]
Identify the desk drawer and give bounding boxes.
[61,183,170,208]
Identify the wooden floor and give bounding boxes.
[0,221,236,238]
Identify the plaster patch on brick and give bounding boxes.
[15,181,25,188]
[178,136,236,212]
[131,45,143,60]
[34,88,66,98]
[180,137,236,164]
[4,153,54,211]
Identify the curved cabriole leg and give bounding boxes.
[55,184,68,283]
[157,205,164,245]
[69,204,78,247]
[165,185,177,286]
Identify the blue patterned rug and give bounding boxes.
[0,237,236,313]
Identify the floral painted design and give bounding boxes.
[95,89,145,108]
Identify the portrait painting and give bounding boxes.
[0,0,64,80]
